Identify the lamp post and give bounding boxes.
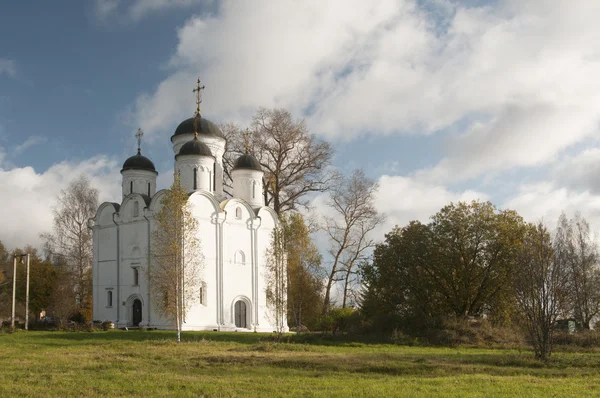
[10,253,30,330]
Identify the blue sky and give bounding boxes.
[2,0,600,250]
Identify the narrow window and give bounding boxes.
[107,291,113,307]
[193,168,197,190]
[199,282,207,306]
[213,163,216,191]
[147,182,151,196]
[133,201,139,217]
[235,207,242,219]
[208,171,212,191]
[133,268,139,286]
[130,181,133,194]
[252,181,256,199]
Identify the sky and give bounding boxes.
[2,0,600,251]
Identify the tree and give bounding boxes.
[556,213,600,329]
[360,201,527,331]
[148,176,203,342]
[322,169,384,314]
[41,175,98,321]
[514,222,567,360]
[223,108,333,214]
[265,225,287,338]
[281,212,324,333]
[14,247,57,322]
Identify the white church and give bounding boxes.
[90,81,286,332]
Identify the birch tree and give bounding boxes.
[41,175,98,321]
[322,169,384,314]
[265,225,287,339]
[148,177,203,342]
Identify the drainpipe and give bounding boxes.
[112,213,120,326]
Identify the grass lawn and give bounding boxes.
[1,330,599,397]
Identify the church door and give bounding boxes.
[234,301,247,328]
[132,299,142,326]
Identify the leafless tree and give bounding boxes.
[555,213,600,329]
[514,222,568,360]
[148,176,203,342]
[322,169,384,314]
[222,108,333,214]
[41,175,98,321]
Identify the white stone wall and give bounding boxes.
[121,169,157,199]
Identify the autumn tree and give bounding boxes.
[148,177,203,342]
[265,225,287,338]
[14,247,57,322]
[223,108,333,214]
[361,201,527,331]
[41,175,98,321]
[281,212,324,333]
[514,222,568,360]
[555,213,600,329]
[322,169,384,314]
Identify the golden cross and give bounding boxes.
[242,129,251,153]
[135,128,144,154]
[192,78,205,116]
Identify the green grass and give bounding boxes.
[1,330,599,397]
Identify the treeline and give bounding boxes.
[0,176,97,328]
[359,201,600,359]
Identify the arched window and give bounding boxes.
[107,290,113,307]
[147,182,151,196]
[234,250,246,265]
[130,181,133,194]
[193,168,197,190]
[199,282,207,306]
[235,207,242,219]
[133,268,139,286]
[133,201,139,217]
[208,171,212,191]
[252,181,256,199]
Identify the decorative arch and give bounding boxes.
[125,294,144,327]
[234,250,246,265]
[94,202,120,226]
[230,295,252,329]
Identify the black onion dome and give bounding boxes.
[233,153,262,172]
[121,153,157,173]
[177,137,213,158]
[172,115,224,140]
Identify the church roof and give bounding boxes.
[172,115,224,140]
[233,153,262,172]
[121,152,157,173]
[176,137,214,158]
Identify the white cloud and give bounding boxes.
[94,0,205,22]
[0,157,121,251]
[14,136,47,154]
[132,0,600,183]
[0,59,16,78]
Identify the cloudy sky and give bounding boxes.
[2,0,600,251]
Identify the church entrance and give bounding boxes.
[234,300,247,328]
[132,299,142,326]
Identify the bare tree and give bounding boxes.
[148,176,203,342]
[265,225,287,339]
[322,169,384,314]
[41,175,98,321]
[223,108,333,214]
[514,222,568,360]
[556,212,600,329]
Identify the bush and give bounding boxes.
[101,321,114,331]
[553,330,600,347]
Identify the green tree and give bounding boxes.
[361,201,526,331]
[14,247,57,322]
[148,176,203,342]
[281,213,324,332]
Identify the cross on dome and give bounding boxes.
[192,78,205,117]
[135,128,144,154]
[243,129,251,153]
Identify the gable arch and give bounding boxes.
[221,198,256,223]
[94,202,120,226]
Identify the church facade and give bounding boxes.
[90,85,286,332]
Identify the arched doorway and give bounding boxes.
[234,300,247,328]
[132,299,142,326]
